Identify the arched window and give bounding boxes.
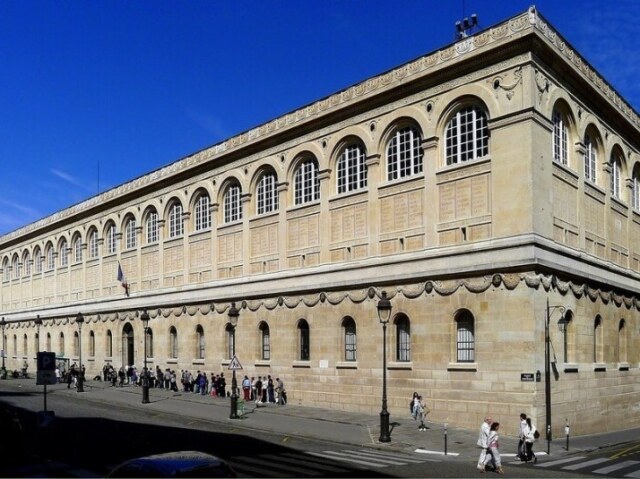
[46,332,51,352]
[106,330,113,357]
[256,172,279,215]
[337,144,367,194]
[89,331,95,357]
[59,239,68,266]
[34,331,39,353]
[146,328,153,358]
[633,164,640,211]
[224,183,242,223]
[395,315,411,362]
[125,218,137,249]
[13,335,17,356]
[610,152,622,199]
[169,327,178,358]
[594,316,603,363]
[294,158,320,205]
[34,247,43,273]
[196,325,205,359]
[342,317,357,361]
[59,332,65,357]
[12,255,20,279]
[88,230,99,259]
[105,224,116,255]
[552,109,569,166]
[168,202,184,238]
[22,251,31,276]
[23,334,27,357]
[445,105,488,165]
[298,320,310,361]
[73,331,79,357]
[146,209,159,244]
[259,322,270,360]
[46,244,55,270]
[2,258,9,281]
[225,323,235,360]
[455,310,475,362]
[194,193,211,231]
[73,236,83,263]
[618,319,627,363]
[584,133,597,184]
[387,126,423,180]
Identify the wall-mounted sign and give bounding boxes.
[520,373,535,382]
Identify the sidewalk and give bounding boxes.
[3,377,639,462]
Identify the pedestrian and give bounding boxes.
[523,417,538,463]
[517,413,527,461]
[255,376,263,405]
[55,367,61,384]
[476,415,492,472]
[415,395,428,431]
[483,422,504,474]
[267,376,276,403]
[242,375,251,401]
[276,377,286,405]
[410,392,420,420]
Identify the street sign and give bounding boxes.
[520,373,535,382]
[37,352,57,386]
[37,370,56,386]
[228,355,243,371]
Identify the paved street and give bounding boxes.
[1,377,639,477]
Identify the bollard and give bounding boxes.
[444,423,448,455]
[565,419,570,451]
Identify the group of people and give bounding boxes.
[477,413,538,474]
[243,375,287,405]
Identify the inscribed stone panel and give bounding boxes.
[331,209,343,242]
[234,232,242,261]
[469,223,491,241]
[343,208,355,240]
[102,261,116,284]
[164,245,181,273]
[380,239,397,255]
[584,196,605,238]
[439,183,456,222]
[251,224,278,257]
[122,256,138,280]
[406,234,424,251]
[331,249,345,262]
[141,251,159,277]
[189,239,211,269]
[353,244,368,259]
[471,175,490,216]
[57,271,68,293]
[288,220,299,250]
[455,178,472,218]
[380,197,395,233]
[408,190,423,228]
[395,194,409,230]
[33,278,42,297]
[71,269,82,290]
[608,210,626,248]
[87,264,98,287]
[438,230,457,246]
[553,177,578,226]
[306,252,319,266]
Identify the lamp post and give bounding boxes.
[140,310,151,404]
[545,298,565,454]
[228,302,240,419]
[76,313,84,393]
[34,315,42,353]
[1,317,6,379]
[377,291,392,443]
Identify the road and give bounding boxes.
[0,381,621,478]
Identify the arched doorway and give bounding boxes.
[122,323,134,366]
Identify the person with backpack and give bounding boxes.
[523,417,539,463]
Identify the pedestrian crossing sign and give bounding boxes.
[228,355,243,370]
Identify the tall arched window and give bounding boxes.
[342,317,357,361]
[633,164,640,211]
[59,239,68,266]
[125,218,137,249]
[337,144,367,194]
[59,332,65,357]
[22,251,31,276]
[455,310,475,362]
[294,158,320,205]
[194,193,211,231]
[2,258,9,281]
[46,332,51,352]
[224,183,242,223]
[89,230,99,259]
[34,246,43,273]
[73,331,79,357]
[106,223,117,254]
[395,315,411,362]
[610,152,622,199]
[169,327,178,358]
[146,210,159,244]
[168,202,184,238]
[584,133,597,184]
[387,126,423,180]
[46,244,55,270]
[226,323,235,360]
[196,325,205,359]
[89,331,95,357]
[13,335,17,356]
[618,319,627,363]
[552,109,569,166]
[445,105,488,165]
[298,320,310,360]
[256,172,278,215]
[594,316,603,363]
[23,334,28,357]
[12,255,20,279]
[146,328,154,358]
[73,236,83,263]
[259,322,270,360]
[106,330,113,357]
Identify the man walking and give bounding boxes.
[517,413,527,461]
[477,415,492,472]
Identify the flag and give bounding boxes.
[117,262,130,297]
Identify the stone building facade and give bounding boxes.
[1,7,640,436]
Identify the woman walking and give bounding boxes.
[483,422,504,474]
[523,417,538,463]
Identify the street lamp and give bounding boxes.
[228,302,240,419]
[76,313,84,393]
[545,298,565,454]
[1,317,6,379]
[377,290,392,443]
[34,315,42,353]
[140,310,151,404]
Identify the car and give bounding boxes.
[107,450,237,478]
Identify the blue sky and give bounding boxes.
[1,0,638,236]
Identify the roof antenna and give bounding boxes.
[455,13,479,40]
